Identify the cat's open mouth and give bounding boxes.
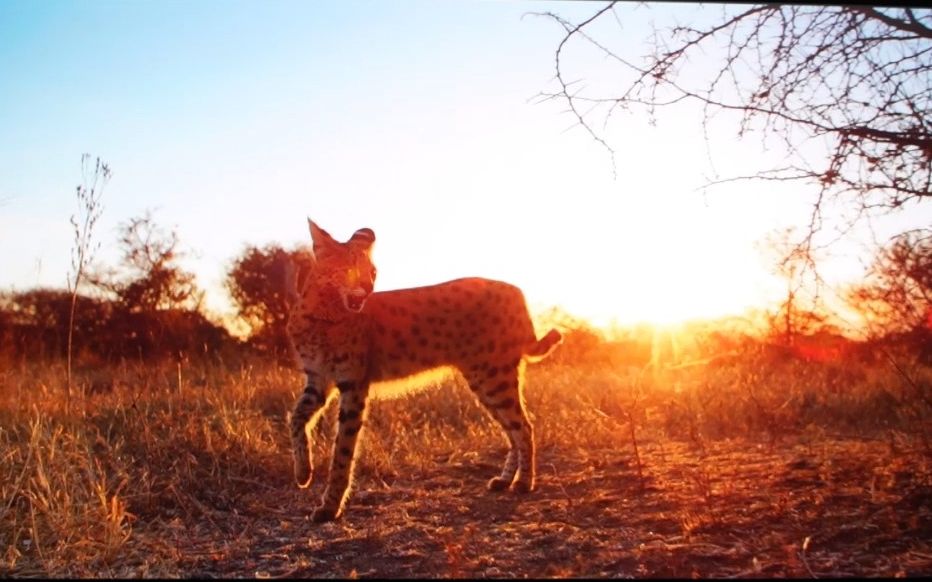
[343,291,368,312]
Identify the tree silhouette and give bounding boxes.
[540,4,930,248]
[93,211,202,313]
[226,244,314,358]
[849,229,932,339]
[759,228,828,347]
[80,211,231,361]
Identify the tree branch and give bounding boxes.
[851,6,932,39]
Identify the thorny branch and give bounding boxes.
[538,3,931,252]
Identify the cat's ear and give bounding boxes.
[308,218,338,255]
[347,227,375,253]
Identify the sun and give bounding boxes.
[523,224,782,332]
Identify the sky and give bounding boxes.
[1,1,927,333]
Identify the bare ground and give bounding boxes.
[82,436,932,579]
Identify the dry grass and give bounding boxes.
[1,353,930,577]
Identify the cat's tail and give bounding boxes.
[524,329,563,363]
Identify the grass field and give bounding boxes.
[1,347,931,577]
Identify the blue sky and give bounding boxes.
[2,1,926,331]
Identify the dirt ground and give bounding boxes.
[100,436,932,579]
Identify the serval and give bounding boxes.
[287,219,562,522]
